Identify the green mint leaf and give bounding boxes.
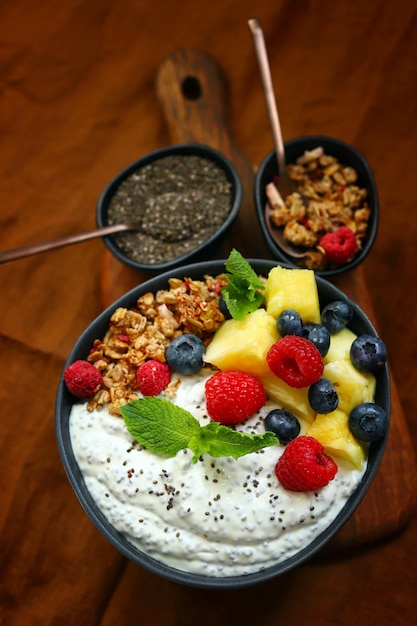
[120,396,278,462]
[189,422,277,463]
[121,397,200,457]
[224,249,265,289]
[222,276,265,320]
[221,249,265,320]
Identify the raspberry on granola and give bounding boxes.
[86,275,226,415]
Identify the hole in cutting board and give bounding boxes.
[181,76,201,100]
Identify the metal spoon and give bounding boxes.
[248,17,307,259]
[0,223,138,264]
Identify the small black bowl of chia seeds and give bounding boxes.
[97,143,242,271]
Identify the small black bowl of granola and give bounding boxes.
[97,142,242,272]
[254,136,379,277]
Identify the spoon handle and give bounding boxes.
[0,223,132,264]
[248,18,286,173]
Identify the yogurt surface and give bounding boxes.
[69,371,365,578]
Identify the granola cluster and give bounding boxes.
[86,274,227,415]
[266,147,371,270]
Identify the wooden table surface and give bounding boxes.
[1,1,417,625]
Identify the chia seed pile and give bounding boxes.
[106,155,233,265]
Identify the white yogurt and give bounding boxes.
[69,372,365,577]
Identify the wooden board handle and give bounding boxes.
[156,48,232,149]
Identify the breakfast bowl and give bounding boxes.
[96,143,242,272]
[55,257,390,589]
[254,136,379,277]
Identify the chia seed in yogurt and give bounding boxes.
[69,372,366,577]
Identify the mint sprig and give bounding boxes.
[121,397,277,464]
[221,249,265,320]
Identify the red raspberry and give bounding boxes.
[64,360,103,399]
[136,360,172,396]
[205,370,267,425]
[267,336,323,388]
[319,226,359,265]
[275,436,338,491]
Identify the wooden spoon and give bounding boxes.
[248,17,307,259]
[0,223,139,264]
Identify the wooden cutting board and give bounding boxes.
[101,49,417,550]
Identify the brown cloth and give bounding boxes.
[1,1,417,624]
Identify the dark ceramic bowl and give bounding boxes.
[254,136,379,277]
[97,143,242,272]
[55,259,390,589]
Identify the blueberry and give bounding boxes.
[349,403,388,442]
[219,294,232,319]
[264,408,300,444]
[308,378,339,413]
[165,334,206,375]
[350,334,388,373]
[321,300,354,334]
[299,323,330,357]
[277,309,303,336]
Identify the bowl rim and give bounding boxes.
[96,142,242,272]
[55,258,390,589]
[253,135,379,277]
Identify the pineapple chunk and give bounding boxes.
[306,409,367,469]
[323,327,358,364]
[204,308,279,377]
[264,266,320,324]
[323,359,376,414]
[260,373,316,424]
